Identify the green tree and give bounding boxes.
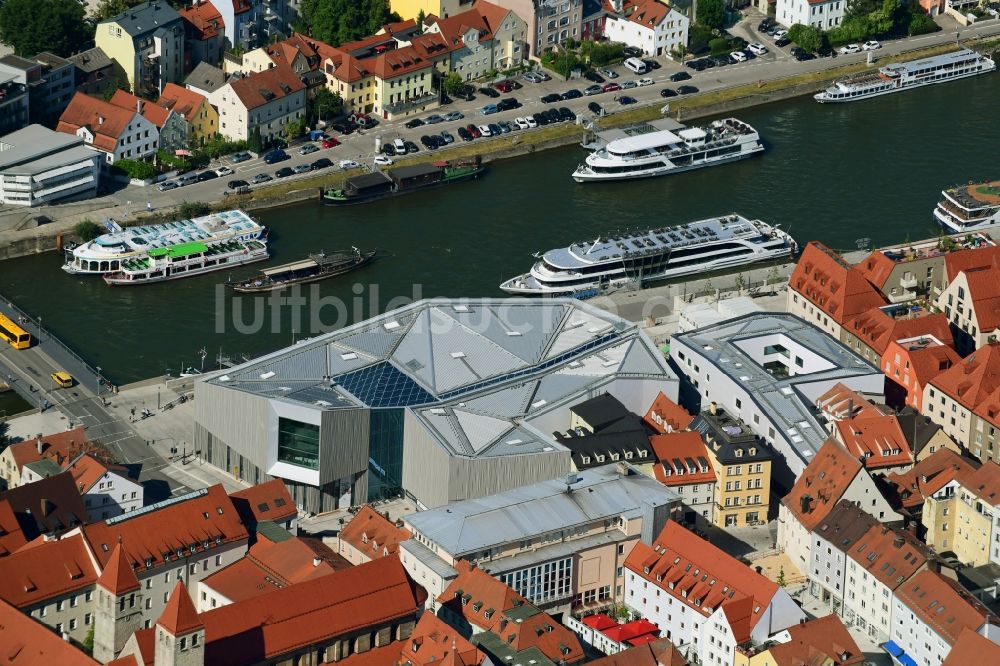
[248,127,263,154]
[697,0,725,30]
[299,0,400,47]
[777,566,786,587]
[111,159,156,180]
[441,72,465,96]
[0,0,92,57]
[102,68,131,101]
[73,219,103,242]
[94,0,140,20]
[787,24,824,52]
[178,201,211,218]
[310,87,342,124]
[416,8,426,28]
[82,625,95,656]
[907,5,938,35]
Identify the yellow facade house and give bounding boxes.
[390,0,468,21]
[701,404,773,528]
[371,47,439,120]
[95,0,185,97]
[155,83,218,145]
[922,461,1000,566]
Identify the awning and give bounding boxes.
[898,655,918,666]
[882,641,903,657]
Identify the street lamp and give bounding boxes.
[37,316,42,342]
[96,366,102,396]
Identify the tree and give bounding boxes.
[0,0,92,57]
[300,0,400,47]
[179,201,211,218]
[777,566,786,587]
[102,68,132,101]
[82,625,95,656]
[310,87,342,124]
[248,127,263,154]
[697,0,725,30]
[94,0,140,20]
[416,8,426,28]
[284,116,306,141]
[73,220,103,242]
[441,72,465,96]
[787,24,824,52]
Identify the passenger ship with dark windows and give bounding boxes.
[499,214,797,296]
[814,48,995,103]
[934,179,1000,233]
[571,118,764,182]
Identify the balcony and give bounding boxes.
[900,275,918,289]
[383,92,438,116]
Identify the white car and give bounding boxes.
[215,166,234,176]
[862,40,881,51]
[338,159,361,170]
[730,51,748,63]
[839,44,862,54]
[525,116,538,128]
[373,155,393,166]
[514,117,530,130]
[772,29,788,39]
[747,43,768,56]
[477,124,492,137]
[636,77,654,87]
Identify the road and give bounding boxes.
[0,299,189,501]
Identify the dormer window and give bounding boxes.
[656,575,662,582]
[735,449,743,458]
[749,447,756,455]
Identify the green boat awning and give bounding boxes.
[149,241,209,259]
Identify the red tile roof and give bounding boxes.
[586,638,688,666]
[371,46,434,80]
[110,89,171,129]
[845,308,952,357]
[644,391,693,433]
[781,440,862,531]
[158,581,203,636]
[959,266,1000,331]
[229,479,296,527]
[625,521,779,643]
[0,534,98,608]
[766,614,863,666]
[227,64,305,110]
[944,244,1000,282]
[649,431,715,486]
[57,92,137,153]
[179,0,222,41]
[338,505,411,560]
[927,343,1000,411]
[883,338,959,392]
[941,627,1000,666]
[816,383,887,421]
[957,460,1000,504]
[97,542,141,595]
[846,524,930,590]
[854,250,898,290]
[834,414,913,470]
[0,597,99,665]
[886,448,978,511]
[895,570,988,645]
[0,500,27,557]
[81,484,248,573]
[615,0,673,27]
[4,426,88,472]
[789,242,886,325]
[326,644,401,666]
[156,83,208,123]
[66,453,132,494]
[400,612,485,666]
[203,555,426,665]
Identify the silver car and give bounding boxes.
[522,71,543,83]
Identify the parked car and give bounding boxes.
[497,97,520,111]
[478,86,500,98]
[263,149,288,164]
[758,17,775,31]
[686,59,706,71]
[524,116,538,128]
[423,114,445,124]
[467,124,481,138]
[252,173,273,184]
[839,43,861,54]
[862,40,881,50]
[643,59,661,70]
[405,118,424,129]
[454,85,476,101]
[618,95,637,105]
[660,87,677,98]
[321,137,340,149]
[381,143,396,156]
[601,68,619,79]
[197,170,218,182]
[584,84,604,96]
[420,135,437,149]
[748,42,768,56]
[227,179,249,189]
[481,103,499,115]
[339,159,362,170]
[623,46,642,58]
[669,70,691,82]
[677,85,699,95]
[478,124,492,137]
[292,164,311,174]
[522,71,543,83]
[774,36,791,47]
[584,70,605,83]
[603,82,621,92]
[230,151,252,163]
[374,155,393,166]
[457,126,473,141]
[534,70,551,81]
[494,80,520,92]
[157,180,179,191]
[636,78,654,87]
[541,93,561,104]
[404,140,419,154]
[310,158,333,170]
[561,88,583,100]
[545,109,562,123]
[532,111,548,126]
[796,51,817,61]
[588,101,603,115]
[444,111,464,121]
[620,80,638,89]
[772,29,788,39]
[730,51,748,63]
[440,130,455,144]
[298,144,319,155]
[559,107,575,122]
[496,120,512,133]
[488,122,501,135]
[216,166,234,176]
[274,166,294,178]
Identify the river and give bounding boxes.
[1,72,997,383]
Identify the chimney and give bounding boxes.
[313,556,322,567]
[615,461,629,477]
[136,99,141,114]
[847,398,854,418]
[36,438,44,455]
[97,115,104,125]
[709,402,717,415]
[893,534,904,549]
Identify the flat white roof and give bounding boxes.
[607,129,681,154]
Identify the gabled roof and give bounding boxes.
[4,426,88,472]
[226,63,305,110]
[400,613,485,666]
[371,46,433,80]
[0,597,99,665]
[816,382,887,421]
[781,439,862,531]
[110,90,171,129]
[0,534,99,608]
[811,500,880,554]
[179,0,222,41]
[895,407,948,456]
[0,500,27,557]
[102,0,181,37]
[846,524,931,590]
[644,391,693,433]
[339,505,411,560]
[57,93,138,153]
[886,448,978,510]
[610,0,675,28]
[625,521,780,643]
[571,393,630,431]
[439,560,526,632]
[185,62,226,93]
[957,461,1000,506]
[0,472,87,539]
[649,431,715,486]
[66,453,132,494]
[229,479,296,528]
[97,542,141,595]
[158,581,203,635]
[156,83,207,122]
[855,249,898,290]
[959,266,1000,331]
[834,413,913,470]
[202,555,425,665]
[927,343,1000,410]
[845,308,952,357]
[766,614,863,666]
[941,628,1000,666]
[585,638,688,666]
[884,337,959,391]
[895,570,988,645]
[944,244,1000,282]
[67,47,113,73]
[789,242,886,325]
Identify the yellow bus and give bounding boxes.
[0,313,31,349]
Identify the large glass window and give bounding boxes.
[367,409,404,501]
[277,418,319,469]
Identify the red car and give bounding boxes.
[603,82,621,93]
[322,137,340,149]
[494,81,513,93]
[466,124,482,139]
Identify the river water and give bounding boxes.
[1,73,997,383]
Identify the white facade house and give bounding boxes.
[776,0,847,29]
[806,500,879,615]
[210,63,306,143]
[56,92,159,165]
[66,454,145,522]
[603,0,690,58]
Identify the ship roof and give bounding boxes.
[345,172,392,190]
[390,163,442,180]
[263,259,318,275]
[148,241,209,258]
[944,180,1000,211]
[76,209,260,258]
[607,129,683,154]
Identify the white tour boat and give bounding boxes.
[934,179,1000,232]
[103,238,269,285]
[500,214,797,296]
[571,118,764,183]
[63,209,264,275]
[814,48,995,103]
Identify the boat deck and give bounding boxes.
[947,181,1000,210]
[583,118,684,151]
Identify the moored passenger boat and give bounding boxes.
[103,239,269,285]
[319,158,484,205]
[934,179,1000,233]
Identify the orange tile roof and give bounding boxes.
[618,0,673,27]
[782,440,863,531]
[649,431,715,486]
[156,83,207,123]
[339,505,411,560]
[0,597,99,665]
[371,46,434,80]
[928,343,1000,411]
[789,242,886,325]
[158,581,203,635]
[401,612,485,666]
[179,0,222,40]
[766,614,863,666]
[586,638,688,666]
[227,64,305,110]
[854,250,898,290]
[261,33,338,70]
[229,479,296,527]
[429,7,494,46]
[57,92,137,153]
[944,244,1000,282]
[835,414,913,470]
[96,542,141,595]
[5,426,89,472]
[845,309,952,357]
[625,521,779,644]
[960,266,1000,331]
[886,448,978,511]
[499,602,584,663]
[0,500,27,557]
[109,89,171,129]
[81,484,248,573]
[883,338,959,391]
[896,570,988,645]
[0,534,98,608]
[816,383,887,421]
[326,643,400,666]
[644,391,694,433]
[66,453,131,494]
[941,627,1000,666]
[957,460,1000,504]
[203,555,425,665]
[846,524,930,590]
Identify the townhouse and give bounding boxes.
[0,52,76,126]
[841,304,953,370]
[57,92,159,164]
[624,520,805,666]
[179,1,225,71]
[337,504,412,565]
[67,47,122,98]
[922,461,1000,566]
[109,89,186,153]
[842,523,931,643]
[886,448,978,525]
[649,430,716,526]
[185,61,227,97]
[495,0,584,56]
[202,0,290,51]
[210,63,306,143]
[0,426,88,488]
[96,0,185,97]
[805,500,879,617]
[776,0,846,29]
[818,385,915,474]
[699,405,773,528]
[889,569,998,666]
[0,472,88,544]
[424,1,528,78]
[923,343,1000,456]
[64,453,144,522]
[155,83,219,147]
[644,390,694,434]
[559,393,656,473]
[779,439,902,578]
[733,613,863,666]
[883,335,960,412]
[934,244,1000,354]
[602,0,689,58]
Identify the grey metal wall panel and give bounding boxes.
[319,408,371,486]
[401,409,452,508]
[447,450,572,507]
[194,378,271,472]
